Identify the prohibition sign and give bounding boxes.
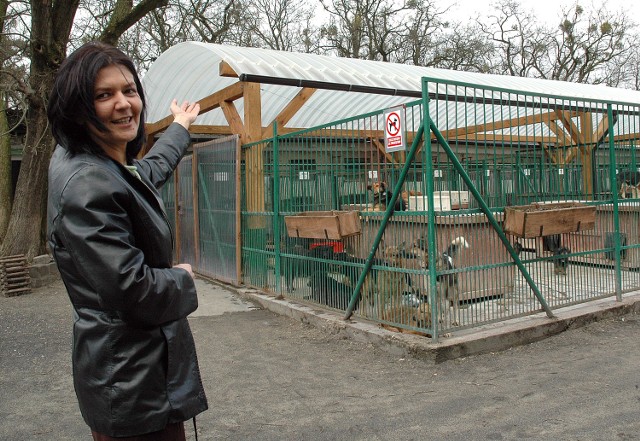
[384,105,405,152]
[386,112,401,137]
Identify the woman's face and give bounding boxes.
[87,64,142,162]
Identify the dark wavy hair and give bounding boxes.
[47,41,147,160]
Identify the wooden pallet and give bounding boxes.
[0,254,31,297]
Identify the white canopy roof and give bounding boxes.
[142,42,640,133]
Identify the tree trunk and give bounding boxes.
[0,85,53,260]
[0,0,12,243]
[0,0,176,261]
[0,93,10,243]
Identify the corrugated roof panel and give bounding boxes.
[142,42,640,135]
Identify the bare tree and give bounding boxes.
[476,0,635,84]
[615,42,640,90]
[116,0,249,71]
[319,0,369,58]
[550,4,632,84]
[427,23,496,72]
[0,0,170,261]
[396,0,449,66]
[360,0,412,62]
[245,0,314,51]
[477,0,554,77]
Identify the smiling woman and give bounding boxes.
[45,41,208,440]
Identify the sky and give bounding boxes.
[445,0,639,25]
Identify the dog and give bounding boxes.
[367,181,421,212]
[332,252,386,317]
[374,245,420,318]
[307,270,353,309]
[435,236,470,327]
[280,238,335,292]
[617,170,640,199]
[397,235,469,327]
[542,234,570,275]
[380,292,431,336]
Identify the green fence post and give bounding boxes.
[273,123,282,294]
[607,105,623,301]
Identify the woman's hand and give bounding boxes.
[171,99,201,130]
[174,263,194,279]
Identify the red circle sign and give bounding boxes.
[386,112,401,136]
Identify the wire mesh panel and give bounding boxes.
[176,155,196,267]
[241,140,273,289]
[159,172,177,262]
[195,136,240,284]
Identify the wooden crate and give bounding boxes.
[0,254,31,297]
[285,211,361,240]
[504,202,596,238]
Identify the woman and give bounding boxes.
[46,41,208,440]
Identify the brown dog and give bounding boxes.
[368,181,421,211]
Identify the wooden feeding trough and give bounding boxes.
[504,202,596,238]
[285,210,362,239]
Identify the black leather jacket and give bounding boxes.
[47,123,208,437]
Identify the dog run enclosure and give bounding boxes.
[144,43,640,340]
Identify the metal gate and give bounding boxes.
[162,135,241,285]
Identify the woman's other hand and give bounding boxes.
[174,263,194,279]
[171,99,200,130]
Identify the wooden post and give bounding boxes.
[243,82,265,228]
[580,112,594,200]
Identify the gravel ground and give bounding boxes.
[1,279,639,441]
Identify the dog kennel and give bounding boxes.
[146,43,640,340]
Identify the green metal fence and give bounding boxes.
[161,78,640,341]
[237,78,640,340]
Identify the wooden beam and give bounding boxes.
[199,82,245,114]
[243,82,262,143]
[449,134,557,143]
[554,109,583,145]
[261,87,317,139]
[243,83,265,223]
[610,132,640,143]
[219,61,238,78]
[370,138,395,163]
[188,125,234,135]
[542,144,558,165]
[145,82,245,136]
[439,109,564,140]
[220,101,245,141]
[592,114,610,145]
[580,112,594,144]
[563,147,579,164]
[546,120,572,146]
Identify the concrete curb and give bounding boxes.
[228,283,640,363]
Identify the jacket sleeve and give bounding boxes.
[55,164,198,327]
[136,122,191,189]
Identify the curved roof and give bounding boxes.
[142,42,640,133]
